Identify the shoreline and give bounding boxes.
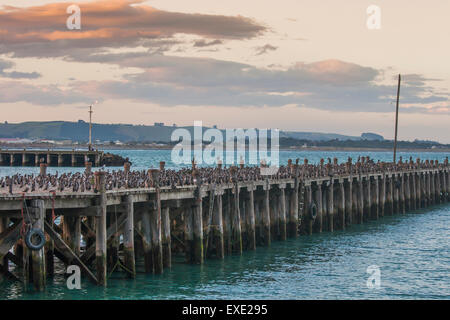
[1,143,449,153]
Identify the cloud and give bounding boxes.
[193,39,223,47]
[0,80,92,105]
[52,55,446,114]
[255,44,277,55]
[0,2,447,116]
[0,0,266,58]
[0,58,41,79]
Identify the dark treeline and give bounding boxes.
[278,137,450,149]
[122,137,449,150]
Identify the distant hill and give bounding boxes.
[0,120,386,143]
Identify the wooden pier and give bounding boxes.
[0,149,127,167]
[0,158,448,291]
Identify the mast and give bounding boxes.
[393,74,401,163]
[88,104,93,151]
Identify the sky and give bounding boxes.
[0,0,449,142]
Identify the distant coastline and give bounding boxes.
[1,142,449,153]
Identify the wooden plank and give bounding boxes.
[44,220,97,284]
[0,220,22,260]
[80,212,126,263]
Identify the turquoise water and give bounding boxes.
[1,204,449,300]
[0,150,449,299]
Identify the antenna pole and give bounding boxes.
[89,105,93,151]
[393,74,401,163]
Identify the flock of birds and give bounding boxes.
[0,156,447,195]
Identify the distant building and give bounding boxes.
[154,122,164,127]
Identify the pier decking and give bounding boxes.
[0,158,448,291]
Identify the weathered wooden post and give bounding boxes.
[337,181,345,230]
[94,171,107,286]
[443,168,448,202]
[57,154,63,167]
[240,193,247,248]
[380,173,386,217]
[404,173,411,212]
[192,169,204,263]
[62,216,81,258]
[430,171,436,206]
[351,178,358,222]
[212,191,224,258]
[246,185,256,250]
[123,194,136,277]
[386,175,394,214]
[184,205,194,263]
[287,169,299,238]
[416,172,422,208]
[31,199,46,291]
[304,184,314,235]
[254,198,261,245]
[421,171,427,208]
[344,179,352,227]
[393,174,399,214]
[357,177,364,223]
[149,169,164,272]
[278,184,287,240]
[313,183,323,232]
[363,177,371,221]
[327,180,334,231]
[435,170,441,204]
[370,177,378,219]
[44,210,54,278]
[445,165,448,202]
[424,171,429,208]
[231,181,242,255]
[411,172,417,210]
[425,172,430,208]
[223,191,232,255]
[399,173,406,214]
[269,191,279,240]
[262,180,271,246]
[161,206,171,268]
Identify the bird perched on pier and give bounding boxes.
[0,157,445,195]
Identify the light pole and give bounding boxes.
[88,101,98,151]
[88,104,93,151]
[393,74,401,163]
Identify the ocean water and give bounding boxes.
[0,150,449,299]
[1,204,449,300]
[0,149,448,177]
